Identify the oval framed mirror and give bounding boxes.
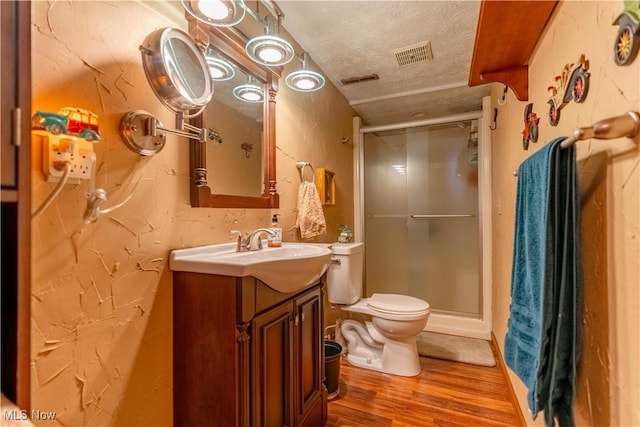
[188,22,282,208]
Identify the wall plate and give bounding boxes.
[38,131,96,184]
[119,110,166,156]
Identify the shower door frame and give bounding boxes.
[352,96,493,340]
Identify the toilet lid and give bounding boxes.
[367,293,430,314]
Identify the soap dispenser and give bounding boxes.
[267,214,282,247]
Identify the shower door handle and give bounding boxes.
[410,214,475,218]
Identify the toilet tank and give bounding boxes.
[327,242,364,305]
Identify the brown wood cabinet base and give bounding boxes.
[173,272,327,427]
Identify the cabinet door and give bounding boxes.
[1,0,18,189]
[0,0,31,410]
[294,287,323,426]
[1,0,30,194]
[252,300,294,427]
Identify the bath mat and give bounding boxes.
[416,331,496,367]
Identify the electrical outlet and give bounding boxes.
[41,133,96,184]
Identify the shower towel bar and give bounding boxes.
[513,111,639,176]
[411,214,475,218]
[296,161,315,183]
[367,214,475,219]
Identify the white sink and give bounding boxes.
[169,242,331,293]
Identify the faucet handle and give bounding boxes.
[253,238,264,251]
[230,229,242,242]
[230,230,248,252]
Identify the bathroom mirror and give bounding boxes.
[188,22,282,208]
[200,50,263,198]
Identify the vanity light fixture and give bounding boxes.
[181,0,246,27]
[245,15,294,66]
[285,52,325,92]
[205,51,236,81]
[233,76,264,103]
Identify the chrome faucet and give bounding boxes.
[231,228,276,252]
[247,228,277,251]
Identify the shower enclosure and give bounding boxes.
[354,103,491,339]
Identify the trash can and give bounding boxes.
[324,341,342,400]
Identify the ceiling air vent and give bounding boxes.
[340,73,380,86]
[393,41,433,67]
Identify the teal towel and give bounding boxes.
[504,137,582,427]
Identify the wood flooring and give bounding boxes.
[326,342,524,427]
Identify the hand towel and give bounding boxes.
[295,181,326,239]
[504,137,581,427]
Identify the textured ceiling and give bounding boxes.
[276,0,490,125]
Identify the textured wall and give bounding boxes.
[30,1,354,425]
[490,1,639,425]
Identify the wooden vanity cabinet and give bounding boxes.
[173,272,327,427]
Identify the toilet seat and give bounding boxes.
[342,296,430,321]
[368,293,430,315]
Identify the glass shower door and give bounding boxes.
[363,121,480,316]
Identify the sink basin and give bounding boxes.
[169,242,332,293]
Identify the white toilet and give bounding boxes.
[327,242,430,377]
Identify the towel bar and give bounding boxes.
[559,111,639,148]
[410,214,475,218]
[367,214,475,218]
[514,111,639,176]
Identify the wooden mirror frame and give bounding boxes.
[188,21,281,208]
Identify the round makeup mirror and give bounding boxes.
[120,27,216,156]
[141,27,214,112]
